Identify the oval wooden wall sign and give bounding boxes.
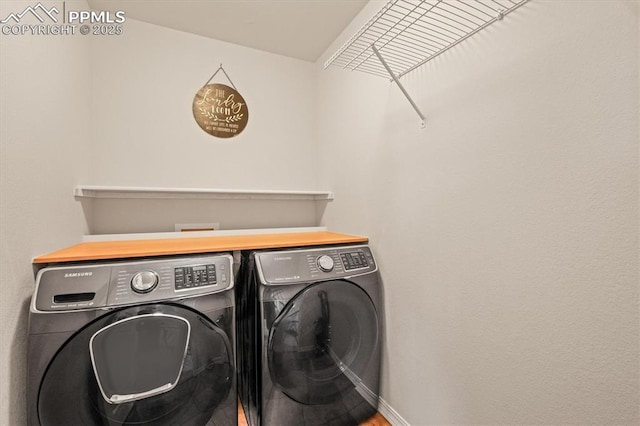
[193,83,249,138]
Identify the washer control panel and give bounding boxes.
[340,251,369,271]
[256,244,376,285]
[33,254,233,312]
[174,264,216,290]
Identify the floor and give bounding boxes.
[237,401,391,426]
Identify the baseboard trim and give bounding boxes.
[377,397,410,426]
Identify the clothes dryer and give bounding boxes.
[27,254,236,426]
[237,244,382,426]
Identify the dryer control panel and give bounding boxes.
[33,254,233,312]
[256,244,377,285]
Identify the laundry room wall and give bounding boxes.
[316,1,639,425]
[0,0,92,424]
[86,18,321,234]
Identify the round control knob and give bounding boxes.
[316,255,335,272]
[131,271,159,293]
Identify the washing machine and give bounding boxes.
[237,244,382,426]
[27,253,237,426]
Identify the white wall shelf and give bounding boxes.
[325,0,529,78]
[74,186,334,201]
[324,0,530,125]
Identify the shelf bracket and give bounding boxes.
[371,45,425,129]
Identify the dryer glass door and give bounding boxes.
[267,280,379,405]
[37,304,233,426]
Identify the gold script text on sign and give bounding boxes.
[193,83,249,138]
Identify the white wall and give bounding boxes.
[90,18,317,190]
[0,0,92,424]
[88,198,325,234]
[84,18,321,233]
[317,1,639,424]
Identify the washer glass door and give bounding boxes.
[267,280,378,405]
[37,304,233,425]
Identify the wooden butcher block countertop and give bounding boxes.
[33,231,368,264]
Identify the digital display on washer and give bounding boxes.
[174,264,216,289]
[340,252,369,271]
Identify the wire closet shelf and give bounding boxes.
[324,0,529,80]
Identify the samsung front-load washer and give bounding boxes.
[27,254,236,426]
[237,244,382,426]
